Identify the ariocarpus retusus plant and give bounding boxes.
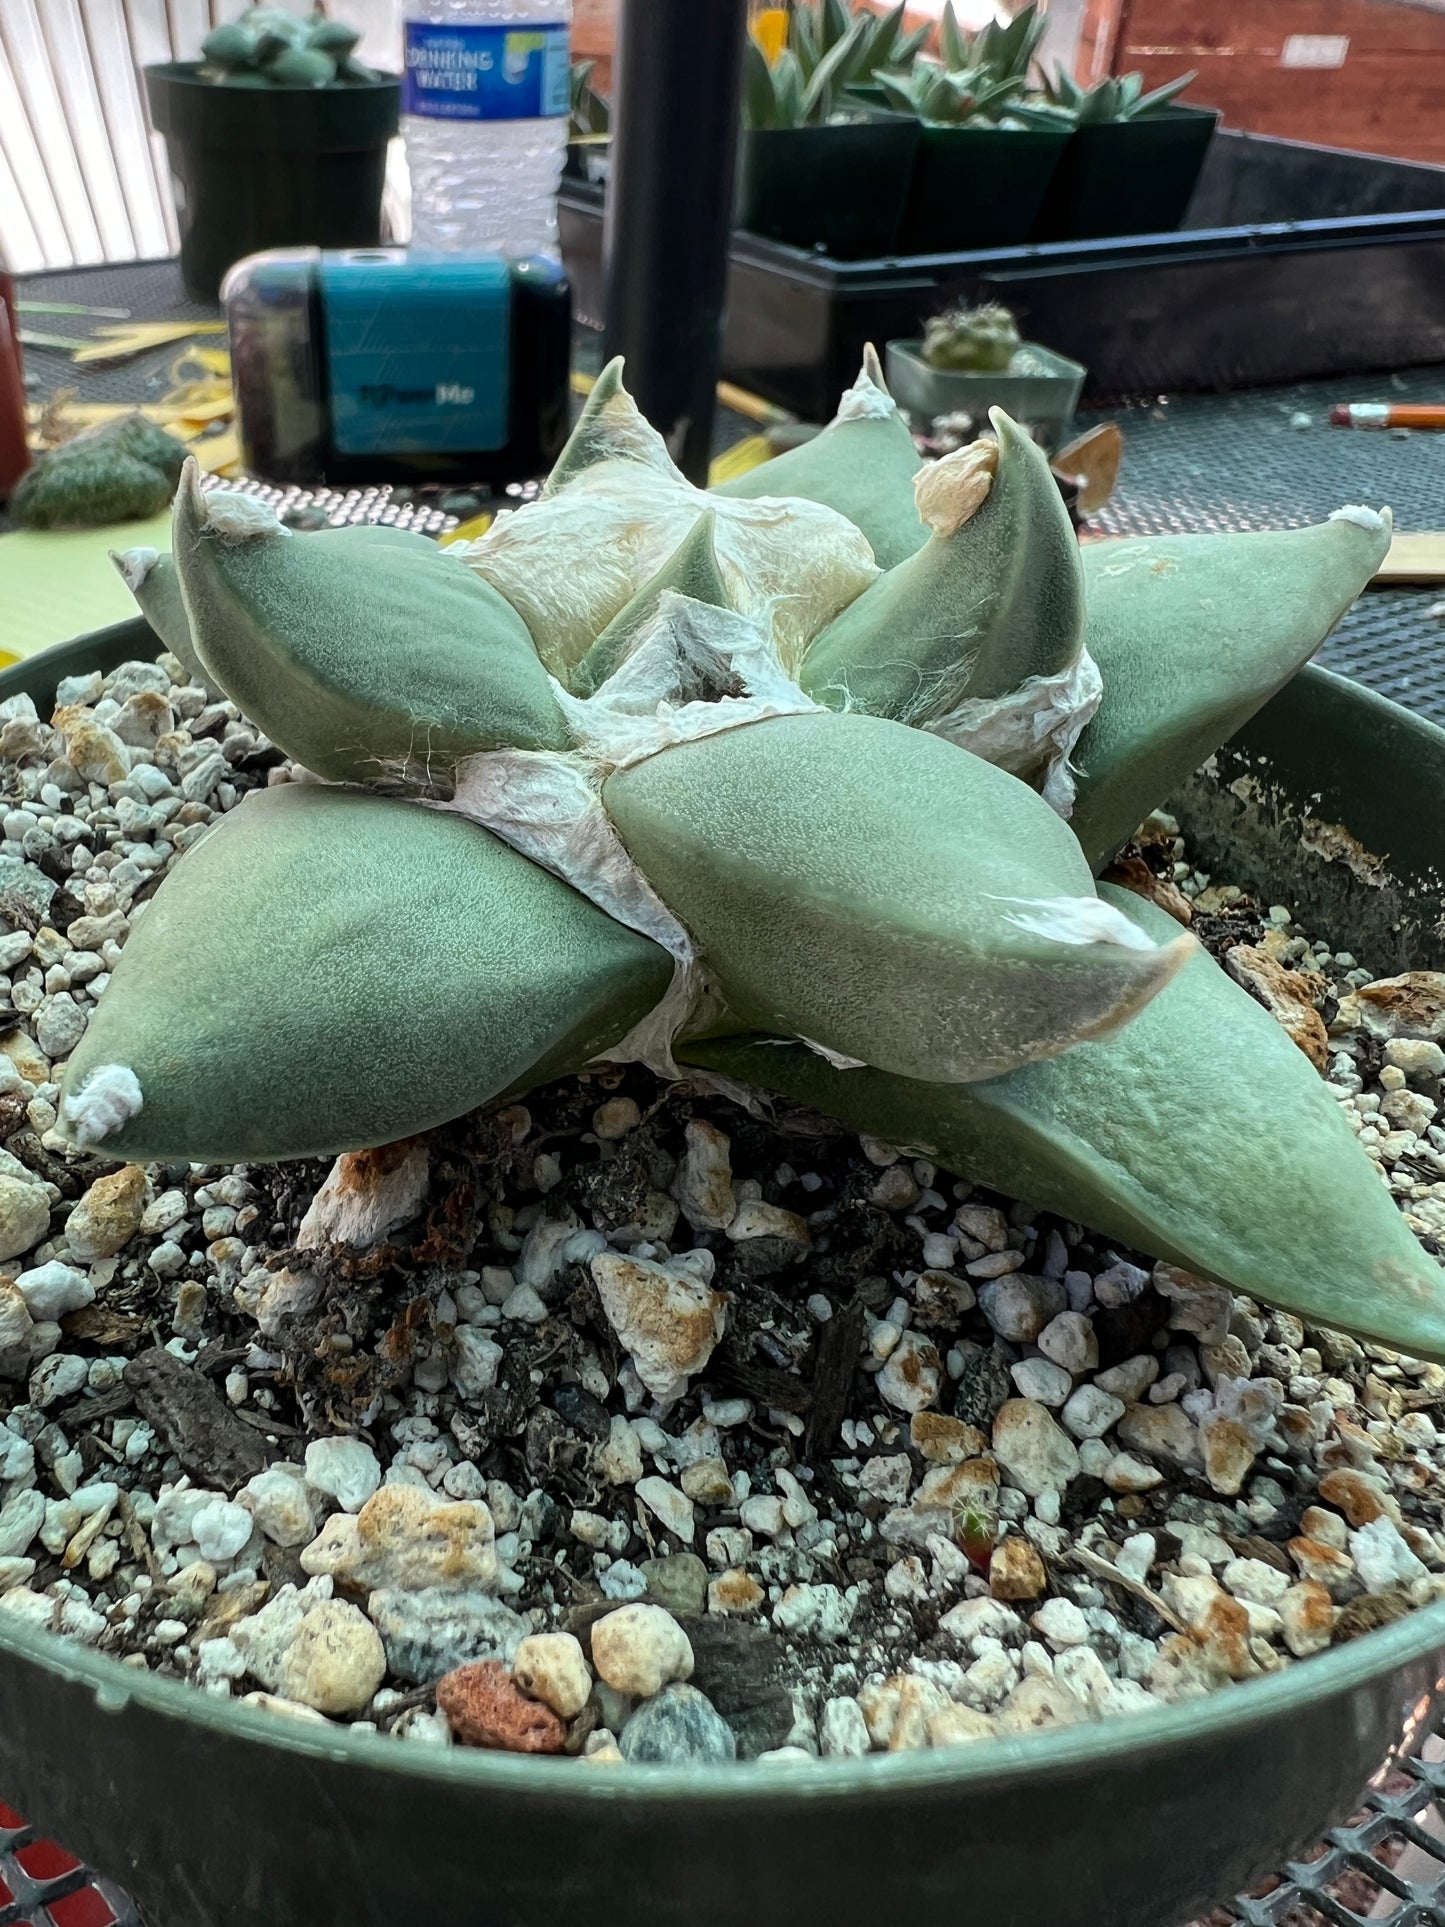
[67,353,1444,1357]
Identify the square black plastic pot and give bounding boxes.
[1031,105,1221,242]
[899,123,1071,253]
[144,63,401,302]
[736,118,921,260]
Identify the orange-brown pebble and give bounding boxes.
[1288,1536,1356,1600]
[1317,1468,1399,1528]
[910,1412,987,1464]
[436,1660,567,1753]
[988,1537,1046,1602]
[708,1568,765,1616]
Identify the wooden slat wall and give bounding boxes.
[1082,0,1445,166]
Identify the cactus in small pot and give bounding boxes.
[83,350,1445,1359]
[922,303,1022,373]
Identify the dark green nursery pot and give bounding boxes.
[145,62,400,300]
[1032,104,1221,241]
[2,628,1444,1927]
[736,116,921,259]
[899,122,1071,253]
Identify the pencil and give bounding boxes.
[1329,403,1445,429]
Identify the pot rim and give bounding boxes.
[886,336,1089,380]
[2,1587,1442,1802]
[143,57,400,93]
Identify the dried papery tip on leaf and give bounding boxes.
[913,439,998,537]
[110,546,158,593]
[862,342,889,394]
[179,459,286,545]
[60,1063,143,1148]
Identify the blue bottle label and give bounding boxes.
[403,21,570,121]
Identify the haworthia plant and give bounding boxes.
[81,357,1436,1354]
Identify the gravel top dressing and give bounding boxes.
[1,647,1443,1767]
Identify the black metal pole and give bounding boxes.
[602,0,748,485]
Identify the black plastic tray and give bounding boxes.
[561,129,1445,417]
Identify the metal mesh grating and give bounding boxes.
[1080,369,1445,724]
[0,1805,142,1927]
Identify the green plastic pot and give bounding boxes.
[2,627,1444,1926]
[899,123,1071,254]
[885,336,1086,450]
[736,117,922,260]
[144,62,401,302]
[1031,105,1221,242]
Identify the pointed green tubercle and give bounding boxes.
[680,887,1445,1364]
[171,463,569,786]
[713,348,927,569]
[1071,509,1393,869]
[604,710,1192,1084]
[57,785,672,1164]
[110,548,209,690]
[571,511,731,697]
[544,357,677,500]
[800,409,1085,729]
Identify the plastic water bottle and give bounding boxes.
[401,0,572,257]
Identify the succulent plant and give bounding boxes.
[874,58,1023,127]
[743,0,931,130]
[937,0,1047,88]
[569,59,610,140]
[79,352,1442,1357]
[198,5,377,87]
[9,414,187,531]
[921,302,1022,373]
[1012,67,1198,129]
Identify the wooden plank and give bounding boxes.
[1372,532,1445,586]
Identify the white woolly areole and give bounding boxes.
[1329,504,1389,532]
[61,1064,143,1147]
[433,592,822,1078]
[833,361,897,424]
[995,895,1161,952]
[926,647,1103,818]
[457,465,878,681]
[203,491,289,543]
[111,546,158,592]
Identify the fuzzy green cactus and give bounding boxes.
[199,6,376,87]
[75,351,1438,1356]
[921,303,1022,373]
[10,414,187,531]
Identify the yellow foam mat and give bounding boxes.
[0,509,174,664]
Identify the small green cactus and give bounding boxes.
[199,6,375,87]
[921,303,1022,373]
[83,351,1441,1359]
